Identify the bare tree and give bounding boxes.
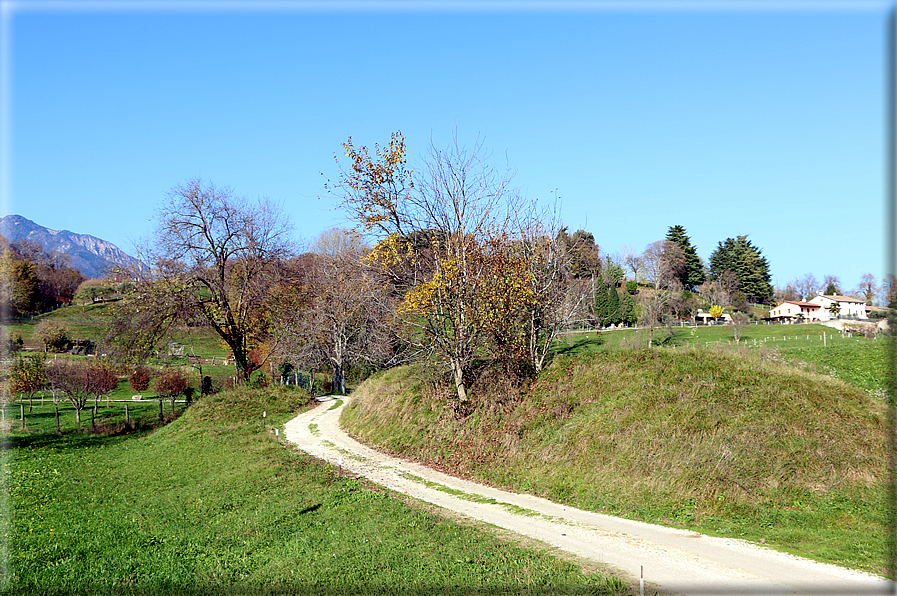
[513,203,579,373]
[797,273,820,302]
[822,274,842,296]
[333,132,561,401]
[641,241,684,290]
[148,178,296,383]
[775,281,800,304]
[638,241,685,345]
[621,244,643,285]
[716,270,741,307]
[856,273,879,306]
[280,229,398,395]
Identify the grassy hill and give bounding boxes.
[341,344,889,576]
[5,385,627,595]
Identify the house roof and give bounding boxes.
[819,295,865,303]
[783,301,820,308]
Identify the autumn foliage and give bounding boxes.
[128,366,152,393]
[154,369,187,400]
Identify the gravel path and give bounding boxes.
[283,396,892,596]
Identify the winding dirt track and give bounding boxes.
[283,396,892,596]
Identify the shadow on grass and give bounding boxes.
[552,334,605,357]
[2,411,183,451]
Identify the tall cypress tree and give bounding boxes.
[619,287,636,326]
[665,225,705,291]
[594,281,609,326]
[606,283,621,325]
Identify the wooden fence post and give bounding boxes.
[55,407,60,434]
[20,404,24,430]
[158,399,163,421]
[125,404,130,427]
[91,406,96,430]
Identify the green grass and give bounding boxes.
[341,347,889,577]
[555,324,886,395]
[4,385,628,595]
[3,399,167,434]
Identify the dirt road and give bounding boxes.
[283,396,892,596]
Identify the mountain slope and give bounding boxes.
[0,214,142,278]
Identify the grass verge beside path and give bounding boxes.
[5,385,628,595]
[341,348,889,578]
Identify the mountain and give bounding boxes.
[0,214,143,278]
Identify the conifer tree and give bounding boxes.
[619,287,637,326]
[594,282,610,326]
[665,225,705,291]
[708,235,773,304]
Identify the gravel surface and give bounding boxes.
[283,395,893,596]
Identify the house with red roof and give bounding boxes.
[768,301,822,323]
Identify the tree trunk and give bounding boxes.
[332,364,345,396]
[452,360,467,402]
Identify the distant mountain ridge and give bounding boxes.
[0,214,142,278]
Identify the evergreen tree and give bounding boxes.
[594,282,610,326]
[619,288,637,326]
[708,235,773,304]
[606,283,621,325]
[665,225,705,290]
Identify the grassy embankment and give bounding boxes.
[341,327,889,577]
[5,384,628,595]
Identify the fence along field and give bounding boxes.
[555,322,886,395]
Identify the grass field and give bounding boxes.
[4,304,891,589]
[3,386,628,595]
[342,345,889,577]
[555,323,886,395]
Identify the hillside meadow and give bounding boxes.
[3,308,892,588]
[341,342,890,577]
[4,385,628,595]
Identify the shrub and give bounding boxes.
[155,369,187,404]
[35,320,70,353]
[129,366,152,393]
[4,331,23,353]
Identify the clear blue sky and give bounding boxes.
[1,1,889,295]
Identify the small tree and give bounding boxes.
[732,312,749,343]
[155,369,187,410]
[45,360,90,424]
[35,320,70,353]
[828,302,841,318]
[9,352,46,410]
[709,304,724,322]
[85,361,120,408]
[129,366,152,394]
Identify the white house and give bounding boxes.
[808,295,867,320]
[695,310,733,324]
[768,301,822,323]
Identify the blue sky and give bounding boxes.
[1,0,889,295]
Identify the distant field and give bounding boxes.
[555,323,886,395]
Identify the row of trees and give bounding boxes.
[8,352,189,424]
[103,135,600,402]
[775,272,883,306]
[94,132,875,404]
